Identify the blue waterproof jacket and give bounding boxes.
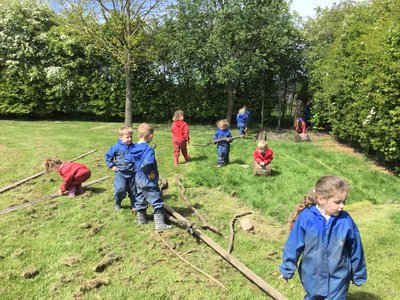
[279,205,367,299]
[104,140,135,178]
[214,129,232,153]
[125,142,158,189]
[236,111,250,127]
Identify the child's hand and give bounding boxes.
[58,189,63,196]
[260,162,265,166]
[111,166,118,172]
[148,170,156,180]
[279,275,288,284]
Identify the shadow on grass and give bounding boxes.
[230,159,247,165]
[188,155,208,162]
[348,292,381,300]
[86,187,107,194]
[170,205,203,218]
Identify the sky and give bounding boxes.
[290,0,341,18]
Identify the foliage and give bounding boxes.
[303,0,400,170]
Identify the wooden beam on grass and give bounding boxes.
[0,176,110,216]
[0,149,98,194]
[163,204,287,300]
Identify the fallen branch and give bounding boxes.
[176,174,222,236]
[0,149,98,194]
[227,212,254,254]
[0,176,110,216]
[163,204,287,300]
[156,232,226,289]
[192,135,244,147]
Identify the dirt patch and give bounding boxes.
[62,255,82,266]
[21,266,39,279]
[75,277,110,296]
[94,252,120,272]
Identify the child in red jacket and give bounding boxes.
[253,140,274,176]
[45,158,91,197]
[171,110,190,165]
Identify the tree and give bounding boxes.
[56,0,165,126]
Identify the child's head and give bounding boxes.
[257,140,268,152]
[217,119,230,130]
[138,123,154,142]
[239,107,246,114]
[44,158,62,173]
[119,126,133,145]
[173,110,184,121]
[289,175,349,230]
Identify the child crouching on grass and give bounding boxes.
[253,140,273,176]
[125,123,172,230]
[214,119,232,168]
[279,175,367,299]
[44,158,91,197]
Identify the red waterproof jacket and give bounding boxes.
[295,119,307,133]
[171,120,189,143]
[58,162,90,192]
[253,148,274,165]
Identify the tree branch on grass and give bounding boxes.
[227,212,253,254]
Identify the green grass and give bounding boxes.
[0,120,399,299]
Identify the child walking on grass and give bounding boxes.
[236,106,250,136]
[45,158,91,197]
[279,175,367,300]
[253,140,273,176]
[171,110,190,166]
[125,123,172,230]
[105,126,136,210]
[214,119,232,168]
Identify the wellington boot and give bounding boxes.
[154,208,173,231]
[137,209,148,225]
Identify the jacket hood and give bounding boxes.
[130,142,151,162]
[173,120,185,127]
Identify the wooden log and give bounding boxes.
[0,149,98,194]
[192,135,244,147]
[163,204,287,300]
[0,176,110,216]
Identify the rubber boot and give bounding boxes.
[137,209,148,225]
[154,208,173,231]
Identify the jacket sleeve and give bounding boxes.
[279,214,306,279]
[183,122,189,141]
[253,150,262,163]
[59,164,74,192]
[104,145,116,168]
[349,219,368,286]
[265,149,274,165]
[140,148,156,176]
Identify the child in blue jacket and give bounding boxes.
[236,106,250,136]
[125,123,172,230]
[279,176,367,300]
[105,126,136,210]
[214,119,232,167]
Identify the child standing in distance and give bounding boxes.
[279,176,367,299]
[253,140,273,176]
[105,126,136,210]
[236,106,250,136]
[125,123,172,230]
[44,158,91,197]
[214,119,232,167]
[171,110,190,166]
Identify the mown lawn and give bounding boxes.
[0,120,399,299]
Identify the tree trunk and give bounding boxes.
[124,52,133,127]
[260,96,265,128]
[226,81,235,123]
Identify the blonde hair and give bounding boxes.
[172,110,184,121]
[44,158,62,173]
[119,126,133,137]
[257,140,267,150]
[288,176,349,231]
[138,123,154,139]
[217,119,230,129]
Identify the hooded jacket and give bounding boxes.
[104,140,135,178]
[236,111,250,127]
[171,120,189,143]
[253,148,274,165]
[125,142,158,189]
[58,162,90,192]
[279,205,367,299]
[214,128,232,153]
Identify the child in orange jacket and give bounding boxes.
[171,110,190,165]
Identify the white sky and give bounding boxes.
[290,0,341,18]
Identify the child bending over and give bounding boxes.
[253,140,274,176]
[214,119,232,168]
[279,175,367,299]
[125,123,172,230]
[171,110,190,165]
[44,158,91,197]
[105,126,137,210]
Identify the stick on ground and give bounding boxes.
[0,149,98,194]
[227,212,254,254]
[156,232,226,289]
